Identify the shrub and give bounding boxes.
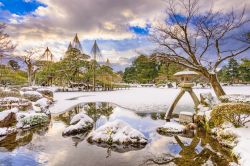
[210,103,250,127]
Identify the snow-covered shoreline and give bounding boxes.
[49,86,250,114]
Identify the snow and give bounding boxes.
[179,111,193,116]
[69,112,88,125]
[174,70,198,76]
[49,86,250,114]
[22,91,43,98]
[35,98,52,109]
[158,121,185,133]
[220,94,250,103]
[227,124,250,166]
[0,97,23,103]
[63,112,93,135]
[88,119,147,144]
[0,127,16,136]
[0,108,18,121]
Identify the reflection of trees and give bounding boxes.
[85,102,113,124]
[0,126,48,151]
[141,130,234,165]
[136,112,166,120]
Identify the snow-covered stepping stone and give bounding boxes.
[157,121,185,134]
[63,112,93,136]
[88,119,147,145]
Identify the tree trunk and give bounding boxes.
[209,73,226,97]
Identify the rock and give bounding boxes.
[63,113,93,136]
[0,97,32,110]
[20,87,34,92]
[88,120,147,145]
[157,121,185,134]
[185,123,197,130]
[200,93,219,108]
[16,112,49,129]
[179,111,194,124]
[37,88,53,98]
[0,108,18,127]
[34,98,52,111]
[22,91,43,102]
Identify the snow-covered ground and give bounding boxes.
[49,86,250,114]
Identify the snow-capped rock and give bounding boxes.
[22,91,43,102]
[34,98,52,110]
[88,120,147,145]
[63,112,93,136]
[37,88,53,97]
[157,121,185,134]
[0,108,18,127]
[20,87,34,92]
[70,112,88,125]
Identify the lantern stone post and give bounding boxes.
[165,70,200,121]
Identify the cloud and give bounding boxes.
[1,0,249,70]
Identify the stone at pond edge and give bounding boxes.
[88,120,147,145]
[37,88,54,98]
[63,113,93,136]
[0,108,18,128]
[22,91,43,102]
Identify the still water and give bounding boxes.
[0,102,235,166]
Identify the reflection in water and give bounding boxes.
[0,126,49,152]
[0,102,236,166]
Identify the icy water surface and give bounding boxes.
[0,102,236,166]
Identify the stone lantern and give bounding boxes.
[165,70,200,121]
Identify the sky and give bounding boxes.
[0,0,249,71]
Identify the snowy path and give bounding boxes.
[49,86,250,114]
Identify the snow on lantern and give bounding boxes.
[165,70,200,121]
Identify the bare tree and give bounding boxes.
[19,49,39,86]
[151,0,250,97]
[0,23,15,57]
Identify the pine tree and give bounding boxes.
[226,58,240,83]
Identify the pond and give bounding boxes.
[0,102,236,166]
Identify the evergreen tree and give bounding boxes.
[239,59,250,83]
[225,58,240,83]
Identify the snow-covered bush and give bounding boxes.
[219,94,250,104]
[210,103,250,127]
[16,112,49,129]
[63,112,93,136]
[88,120,147,145]
[22,91,43,102]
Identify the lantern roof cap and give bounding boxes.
[174,70,199,77]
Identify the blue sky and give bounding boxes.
[0,0,46,15]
